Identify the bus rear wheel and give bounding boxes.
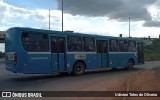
[126,60,134,70]
[73,62,85,76]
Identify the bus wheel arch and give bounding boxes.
[126,58,135,70]
[72,60,86,76]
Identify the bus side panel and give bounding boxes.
[109,54,118,68]
[96,54,102,69]
[24,53,51,74]
[51,53,58,72]
[66,54,97,72]
[58,53,65,72]
[66,54,75,72]
[101,53,108,68]
[18,52,27,73]
[109,53,137,68]
[96,54,109,68]
[85,54,97,70]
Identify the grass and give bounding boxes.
[144,39,160,61]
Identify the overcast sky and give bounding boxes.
[0,0,160,52]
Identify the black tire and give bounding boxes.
[112,68,117,70]
[73,62,85,76]
[126,60,134,70]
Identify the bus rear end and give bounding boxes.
[5,27,52,74]
[5,28,18,73]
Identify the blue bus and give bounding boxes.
[5,27,144,75]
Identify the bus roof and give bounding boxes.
[7,27,143,42]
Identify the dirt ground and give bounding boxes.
[102,67,160,100]
[63,67,160,100]
[4,64,159,100]
[112,67,160,100]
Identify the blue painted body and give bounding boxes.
[26,53,51,73]
[108,53,137,68]
[51,53,58,72]
[51,53,66,72]
[5,27,143,74]
[96,54,109,69]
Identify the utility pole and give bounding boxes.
[49,9,50,30]
[62,0,64,31]
[129,17,130,38]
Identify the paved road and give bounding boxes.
[0,61,160,91]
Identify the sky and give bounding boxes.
[0,0,160,52]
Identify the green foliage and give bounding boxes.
[144,39,160,61]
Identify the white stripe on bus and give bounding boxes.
[66,52,97,54]
[109,52,136,54]
[27,52,136,55]
[27,52,51,54]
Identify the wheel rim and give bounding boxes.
[128,61,133,68]
[76,66,82,72]
[73,62,85,75]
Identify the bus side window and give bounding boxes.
[96,41,101,53]
[58,38,65,53]
[22,32,49,52]
[83,37,95,52]
[22,32,29,41]
[119,40,128,52]
[51,38,57,53]
[109,39,119,52]
[102,41,108,53]
[67,36,82,52]
[128,41,136,52]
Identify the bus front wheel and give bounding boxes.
[126,60,134,70]
[73,62,85,76]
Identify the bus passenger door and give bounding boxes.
[51,36,66,72]
[137,42,144,64]
[96,40,109,68]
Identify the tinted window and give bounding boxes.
[83,37,95,52]
[109,39,119,52]
[58,37,65,53]
[96,41,101,53]
[51,37,65,53]
[119,40,128,52]
[97,40,108,53]
[67,36,82,51]
[128,41,136,52]
[102,41,108,53]
[22,32,49,52]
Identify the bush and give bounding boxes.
[144,39,160,61]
